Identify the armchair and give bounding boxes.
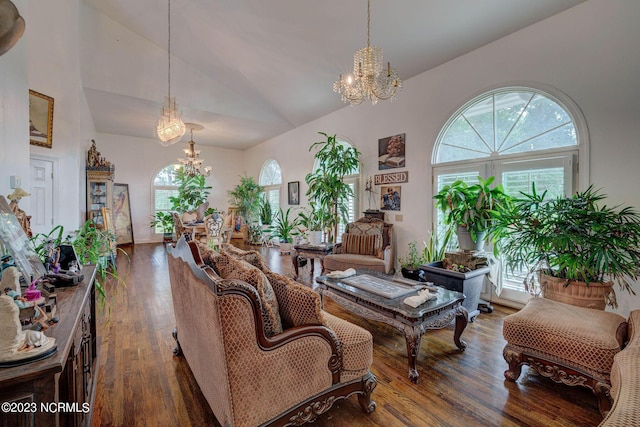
[324,217,395,274]
[167,238,377,427]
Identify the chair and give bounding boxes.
[171,212,191,242]
[166,238,378,426]
[203,213,224,249]
[324,217,395,274]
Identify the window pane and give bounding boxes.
[259,160,282,186]
[154,165,179,186]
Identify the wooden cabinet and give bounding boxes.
[86,169,114,228]
[0,266,97,427]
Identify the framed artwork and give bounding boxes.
[288,181,300,205]
[380,185,401,211]
[113,183,134,245]
[378,133,406,170]
[29,89,54,148]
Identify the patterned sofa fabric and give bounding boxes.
[168,238,378,427]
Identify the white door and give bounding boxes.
[29,157,54,235]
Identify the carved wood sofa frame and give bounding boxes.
[167,238,377,427]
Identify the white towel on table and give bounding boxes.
[403,289,437,308]
[326,268,357,279]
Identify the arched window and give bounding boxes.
[312,139,360,241]
[432,86,587,302]
[259,159,282,223]
[152,164,180,233]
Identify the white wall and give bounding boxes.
[244,0,640,315]
[96,133,244,243]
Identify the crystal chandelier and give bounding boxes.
[177,123,211,177]
[156,0,186,146]
[333,0,402,105]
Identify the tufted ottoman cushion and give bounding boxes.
[504,297,626,380]
[322,311,373,382]
[503,297,627,416]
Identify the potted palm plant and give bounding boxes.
[491,184,640,309]
[434,176,511,251]
[268,207,301,254]
[298,201,325,245]
[305,132,361,243]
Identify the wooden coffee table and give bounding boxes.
[316,271,468,383]
[291,243,334,279]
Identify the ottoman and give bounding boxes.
[503,297,627,416]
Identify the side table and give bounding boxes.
[291,243,334,279]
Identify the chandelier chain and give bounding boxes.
[168,0,171,100]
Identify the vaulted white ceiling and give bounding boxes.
[80,0,585,150]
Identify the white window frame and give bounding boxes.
[259,159,283,219]
[151,164,181,235]
[432,84,589,307]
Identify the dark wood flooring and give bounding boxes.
[91,242,603,427]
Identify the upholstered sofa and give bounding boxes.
[166,238,377,427]
[599,309,640,426]
[323,217,394,274]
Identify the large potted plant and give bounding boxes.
[491,184,640,309]
[268,207,301,254]
[149,211,175,241]
[228,176,264,244]
[297,201,325,245]
[434,176,511,251]
[305,132,361,243]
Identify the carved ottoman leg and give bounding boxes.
[357,372,378,414]
[172,328,182,356]
[503,346,523,381]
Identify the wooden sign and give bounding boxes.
[374,171,409,185]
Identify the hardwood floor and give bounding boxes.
[91,242,603,427]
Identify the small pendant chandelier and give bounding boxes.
[333,0,402,105]
[177,123,211,177]
[156,0,186,146]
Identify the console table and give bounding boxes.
[0,266,97,427]
[291,243,334,279]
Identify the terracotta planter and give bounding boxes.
[540,273,614,310]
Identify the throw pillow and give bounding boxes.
[211,252,283,336]
[341,233,379,257]
[263,270,325,329]
[221,245,270,271]
[347,220,384,258]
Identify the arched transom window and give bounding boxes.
[432,86,587,303]
[259,159,282,223]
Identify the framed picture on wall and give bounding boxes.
[378,133,406,170]
[288,181,300,205]
[380,185,401,211]
[29,89,54,148]
[113,183,134,245]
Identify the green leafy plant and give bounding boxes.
[399,241,424,269]
[422,227,454,264]
[305,132,361,243]
[297,201,325,231]
[31,220,129,308]
[491,184,640,295]
[268,207,301,244]
[169,167,212,213]
[228,175,264,224]
[433,176,512,244]
[259,198,273,225]
[149,211,175,235]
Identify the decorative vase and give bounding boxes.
[539,273,614,310]
[457,225,486,252]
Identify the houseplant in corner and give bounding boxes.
[268,207,301,254]
[434,176,512,251]
[227,175,264,244]
[490,184,640,309]
[305,132,361,243]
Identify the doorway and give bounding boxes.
[29,157,54,235]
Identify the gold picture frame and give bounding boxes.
[29,89,54,148]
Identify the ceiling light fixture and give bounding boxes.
[177,123,211,177]
[333,0,402,105]
[156,0,186,146]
